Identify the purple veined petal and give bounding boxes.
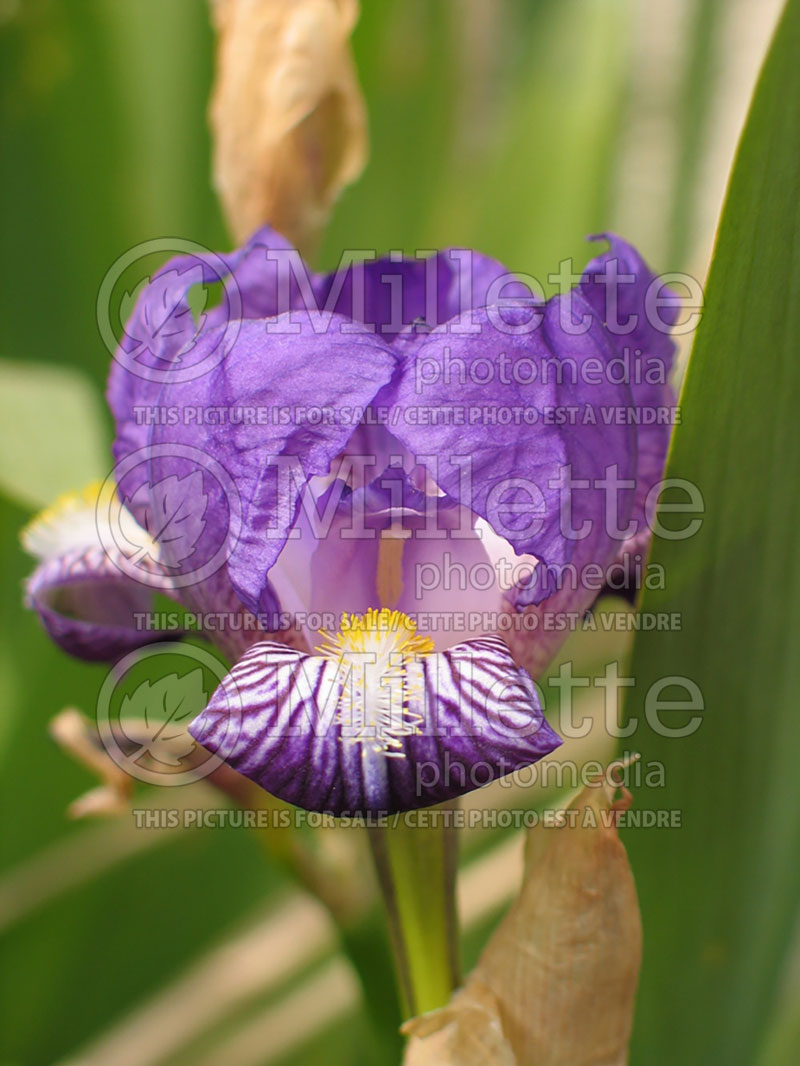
[580,232,679,531]
[108,231,527,531]
[386,298,637,607]
[25,544,181,662]
[168,563,293,664]
[114,225,293,374]
[189,621,561,815]
[580,232,679,359]
[142,313,399,616]
[110,228,526,467]
[205,225,298,323]
[22,482,184,662]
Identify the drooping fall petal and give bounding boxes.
[190,627,561,815]
[22,482,183,662]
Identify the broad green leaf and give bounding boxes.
[621,3,800,1064]
[0,360,109,510]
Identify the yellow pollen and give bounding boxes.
[24,480,106,532]
[21,480,114,560]
[315,609,433,756]
[316,607,433,661]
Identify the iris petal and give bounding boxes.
[580,232,679,530]
[312,247,531,336]
[189,633,560,815]
[142,313,399,616]
[22,481,183,662]
[386,297,637,605]
[25,544,180,662]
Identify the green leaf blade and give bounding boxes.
[624,2,800,1063]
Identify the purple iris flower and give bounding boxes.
[24,229,677,814]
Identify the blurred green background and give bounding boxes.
[0,1,795,1065]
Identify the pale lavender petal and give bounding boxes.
[272,469,497,643]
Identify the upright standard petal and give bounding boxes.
[107,226,293,478]
[387,297,637,606]
[580,232,679,530]
[311,247,532,337]
[143,313,399,614]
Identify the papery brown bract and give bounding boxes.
[403,780,642,1066]
[209,0,368,254]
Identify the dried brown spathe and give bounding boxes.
[209,0,368,255]
[404,779,642,1066]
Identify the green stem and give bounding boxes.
[367,814,460,1019]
